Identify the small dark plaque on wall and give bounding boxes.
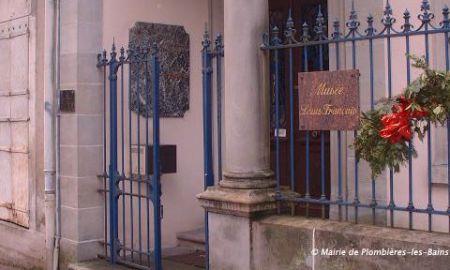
[131,144,177,175]
[129,22,190,118]
[298,70,360,130]
[147,145,177,174]
[60,90,75,113]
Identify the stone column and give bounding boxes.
[198,0,276,269]
[220,0,273,189]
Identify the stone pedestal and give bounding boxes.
[197,187,276,270]
[197,0,275,269]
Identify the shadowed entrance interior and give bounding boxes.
[269,0,331,217]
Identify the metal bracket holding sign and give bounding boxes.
[298,70,360,130]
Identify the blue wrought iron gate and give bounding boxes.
[97,42,162,269]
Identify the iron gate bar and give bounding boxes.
[152,42,162,270]
[406,9,415,230]
[201,30,213,270]
[120,47,126,260]
[261,0,450,233]
[108,42,119,263]
[97,41,162,270]
[127,45,135,263]
[446,10,450,232]
[202,29,225,270]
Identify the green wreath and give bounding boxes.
[354,56,450,178]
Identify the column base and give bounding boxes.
[197,185,277,218]
[220,169,275,189]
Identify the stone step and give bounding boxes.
[176,227,205,251]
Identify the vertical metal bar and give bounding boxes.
[351,37,358,223]
[425,24,433,232]
[202,33,213,270]
[136,51,143,264]
[405,31,414,230]
[386,29,395,228]
[108,47,119,263]
[152,43,162,270]
[215,35,224,182]
[318,40,326,218]
[203,41,214,190]
[275,47,281,198]
[102,54,108,257]
[144,50,151,266]
[289,47,295,193]
[120,54,126,258]
[304,45,311,219]
[334,34,343,222]
[445,28,450,234]
[128,52,135,262]
[319,42,326,219]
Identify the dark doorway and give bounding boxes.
[269,0,331,218]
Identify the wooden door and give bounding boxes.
[269,0,330,218]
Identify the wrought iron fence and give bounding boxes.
[97,42,162,270]
[261,0,450,233]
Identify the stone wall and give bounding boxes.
[58,0,104,267]
[252,216,450,270]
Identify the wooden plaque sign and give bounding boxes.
[298,70,360,130]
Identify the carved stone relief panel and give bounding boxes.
[129,22,190,118]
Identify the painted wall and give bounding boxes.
[102,0,213,248]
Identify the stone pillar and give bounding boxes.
[58,0,104,267]
[198,0,276,269]
[220,0,273,189]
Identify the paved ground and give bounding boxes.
[68,248,205,270]
[69,259,203,270]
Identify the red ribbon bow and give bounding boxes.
[379,96,428,144]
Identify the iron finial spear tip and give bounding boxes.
[203,23,210,39]
[422,0,430,10]
[351,0,355,12]
[151,42,159,55]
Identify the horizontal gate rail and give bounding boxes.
[262,0,450,233]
